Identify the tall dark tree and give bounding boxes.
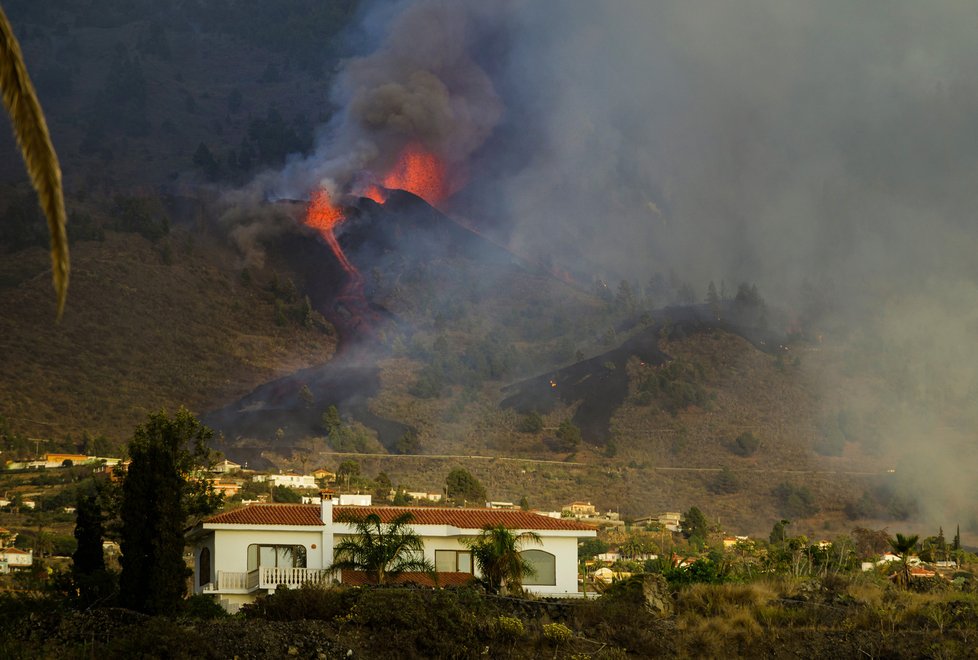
[683,506,709,547]
[769,519,791,545]
[445,467,486,505]
[72,490,110,606]
[119,408,220,614]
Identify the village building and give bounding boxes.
[208,478,243,498]
[311,468,336,482]
[0,547,33,573]
[212,459,242,474]
[302,494,372,506]
[406,491,442,503]
[252,473,317,489]
[562,501,597,517]
[188,496,596,612]
[633,511,683,532]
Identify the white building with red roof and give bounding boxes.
[0,547,33,573]
[187,495,596,612]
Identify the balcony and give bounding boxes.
[203,567,333,594]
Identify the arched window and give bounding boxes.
[520,549,556,586]
[198,547,211,587]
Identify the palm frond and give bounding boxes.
[0,6,69,318]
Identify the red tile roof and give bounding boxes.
[340,570,475,588]
[206,503,323,526]
[338,506,596,531]
[205,504,595,531]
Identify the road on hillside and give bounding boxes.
[315,451,891,476]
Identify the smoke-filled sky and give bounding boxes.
[265,0,978,524]
[274,1,978,300]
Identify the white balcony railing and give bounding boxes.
[259,566,332,589]
[203,567,332,593]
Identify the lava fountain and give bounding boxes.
[380,142,454,208]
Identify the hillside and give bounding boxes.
[0,190,951,539]
[0,225,336,445]
[1,0,974,543]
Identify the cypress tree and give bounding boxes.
[119,408,218,614]
[72,490,107,606]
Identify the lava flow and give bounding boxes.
[305,189,375,336]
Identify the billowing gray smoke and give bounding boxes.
[262,0,978,532]
[271,0,503,199]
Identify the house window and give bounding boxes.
[434,550,473,573]
[247,544,307,571]
[520,549,556,586]
[198,547,210,586]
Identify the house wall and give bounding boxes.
[211,528,328,574]
[332,527,582,595]
[0,551,32,567]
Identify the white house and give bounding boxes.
[252,473,317,489]
[406,491,442,503]
[301,494,372,506]
[212,459,242,474]
[188,497,597,612]
[0,547,33,573]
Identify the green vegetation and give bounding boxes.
[731,431,760,457]
[636,358,709,414]
[465,525,541,595]
[773,482,819,518]
[445,467,486,505]
[329,511,434,584]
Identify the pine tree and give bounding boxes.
[119,408,219,614]
[953,525,961,551]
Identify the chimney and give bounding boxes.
[320,489,334,524]
[320,489,335,574]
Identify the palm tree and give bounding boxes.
[888,532,919,589]
[329,512,434,584]
[1,6,69,318]
[465,524,542,595]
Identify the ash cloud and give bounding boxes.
[272,0,504,198]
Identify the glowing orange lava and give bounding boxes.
[306,189,359,277]
[363,184,388,204]
[382,142,449,206]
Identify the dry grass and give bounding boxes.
[0,230,335,448]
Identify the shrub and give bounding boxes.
[182,594,228,619]
[241,584,350,621]
[543,622,574,645]
[517,412,544,433]
[496,615,525,639]
[708,467,740,495]
[731,431,759,456]
[773,482,819,518]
